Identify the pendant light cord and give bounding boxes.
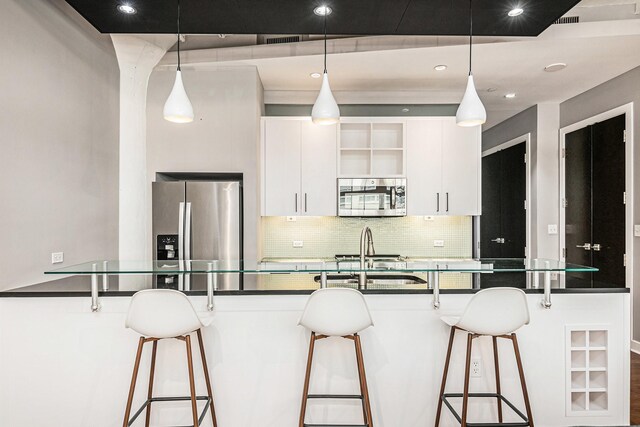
[468,0,473,76]
[323,12,327,74]
[177,0,181,71]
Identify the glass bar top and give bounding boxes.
[45,258,598,275]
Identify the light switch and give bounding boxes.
[635,225,640,237]
[433,240,445,247]
[292,240,304,248]
[548,224,558,235]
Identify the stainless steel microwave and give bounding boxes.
[338,178,406,217]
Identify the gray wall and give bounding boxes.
[559,66,640,342]
[0,0,119,290]
[146,67,263,285]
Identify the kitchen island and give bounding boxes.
[0,259,630,427]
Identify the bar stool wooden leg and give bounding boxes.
[299,332,317,427]
[461,333,474,427]
[145,340,158,427]
[185,334,200,427]
[196,329,217,427]
[123,337,145,427]
[354,333,374,427]
[435,327,456,427]
[492,336,503,423]
[512,333,534,427]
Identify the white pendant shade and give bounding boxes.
[456,75,486,127]
[311,72,340,125]
[163,70,194,124]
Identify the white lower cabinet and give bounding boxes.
[262,118,337,216]
[407,117,481,216]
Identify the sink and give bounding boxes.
[313,274,426,287]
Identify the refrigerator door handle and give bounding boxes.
[178,202,185,260]
[185,202,192,261]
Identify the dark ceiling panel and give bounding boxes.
[64,0,581,36]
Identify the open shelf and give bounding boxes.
[566,327,609,415]
[339,121,405,176]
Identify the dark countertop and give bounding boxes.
[0,276,630,298]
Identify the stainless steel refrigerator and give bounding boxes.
[152,179,243,290]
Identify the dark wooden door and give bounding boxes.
[481,142,527,288]
[565,114,625,288]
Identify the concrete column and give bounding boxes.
[111,35,174,261]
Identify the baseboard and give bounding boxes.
[632,339,640,354]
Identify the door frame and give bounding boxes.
[559,103,634,345]
[479,133,532,260]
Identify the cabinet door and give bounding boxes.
[301,122,338,216]
[441,119,481,215]
[263,119,302,216]
[406,119,443,215]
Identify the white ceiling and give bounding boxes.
[164,19,640,128]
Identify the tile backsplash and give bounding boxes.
[261,215,473,259]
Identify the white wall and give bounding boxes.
[146,67,264,278]
[559,65,640,342]
[0,0,119,290]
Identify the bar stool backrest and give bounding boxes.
[456,287,530,335]
[298,288,374,336]
[126,289,204,338]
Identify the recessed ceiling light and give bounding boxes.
[314,5,332,16]
[310,72,322,78]
[486,87,497,92]
[508,7,524,17]
[434,65,448,71]
[117,4,137,14]
[544,62,567,72]
[402,108,410,112]
[504,93,517,99]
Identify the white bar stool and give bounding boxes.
[298,288,375,427]
[122,289,217,427]
[435,287,534,427]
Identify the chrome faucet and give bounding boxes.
[359,226,375,289]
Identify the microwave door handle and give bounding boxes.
[391,187,396,209]
[178,202,185,260]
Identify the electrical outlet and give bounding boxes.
[51,252,64,264]
[292,240,304,248]
[286,216,297,222]
[635,224,640,237]
[551,272,558,280]
[548,224,558,235]
[471,358,482,377]
[433,240,445,247]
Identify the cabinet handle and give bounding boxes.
[436,193,440,212]
[304,193,308,213]
[295,193,298,213]
[446,192,449,212]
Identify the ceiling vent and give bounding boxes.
[261,35,304,45]
[554,16,580,24]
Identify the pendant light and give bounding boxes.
[456,0,486,127]
[311,6,340,125]
[163,0,194,123]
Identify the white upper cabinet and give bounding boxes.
[262,118,337,216]
[441,118,481,215]
[406,117,481,216]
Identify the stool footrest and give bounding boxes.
[441,393,530,427]
[304,424,368,427]
[307,394,364,400]
[127,395,212,427]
